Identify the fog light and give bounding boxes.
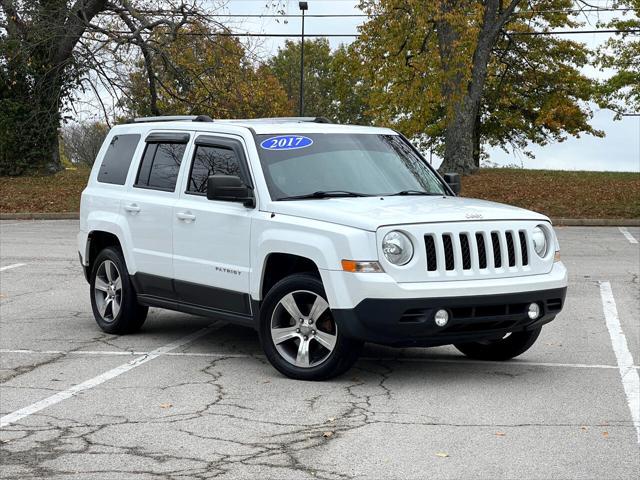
[434,309,449,327]
[527,303,541,320]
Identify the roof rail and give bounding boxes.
[130,115,213,123]
[218,117,333,124]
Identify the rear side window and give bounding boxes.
[187,145,242,194]
[135,142,187,192]
[97,134,141,185]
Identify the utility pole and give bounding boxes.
[299,1,308,116]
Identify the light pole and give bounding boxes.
[299,1,308,117]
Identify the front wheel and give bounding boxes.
[258,274,362,381]
[454,327,542,361]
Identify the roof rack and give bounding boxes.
[130,115,213,123]
[218,117,332,124]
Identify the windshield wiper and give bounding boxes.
[388,190,443,196]
[278,190,371,201]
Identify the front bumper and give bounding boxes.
[332,287,567,347]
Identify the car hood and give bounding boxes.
[269,195,550,231]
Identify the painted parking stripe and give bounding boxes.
[0,263,26,272]
[1,348,638,370]
[618,227,638,244]
[599,281,640,444]
[0,323,217,428]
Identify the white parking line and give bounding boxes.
[0,263,26,272]
[599,281,640,444]
[618,227,638,244]
[1,348,638,370]
[0,323,217,428]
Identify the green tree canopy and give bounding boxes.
[597,0,640,117]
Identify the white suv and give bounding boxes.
[79,116,567,380]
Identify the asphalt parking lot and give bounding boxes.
[0,220,638,479]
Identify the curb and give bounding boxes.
[1,212,638,226]
[1,212,79,220]
[551,218,640,226]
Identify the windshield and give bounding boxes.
[256,133,447,200]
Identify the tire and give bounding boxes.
[90,247,148,334]
[258,274,362,381]
[454,327,542,361]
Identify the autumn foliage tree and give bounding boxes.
[354,0,601,173]
[123,23,291,119]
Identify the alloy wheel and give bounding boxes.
[270,290,337,368]
[93,259,122,323]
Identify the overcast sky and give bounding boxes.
[223,0,640,172]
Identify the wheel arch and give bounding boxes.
[259,252,321,300]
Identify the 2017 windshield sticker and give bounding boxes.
[260,135,313,151]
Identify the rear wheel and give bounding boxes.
[258,274,362,380]
[454,327,542,361]
[90,247,148,334]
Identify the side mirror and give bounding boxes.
[207,175,255,208]
[443,173,461,195]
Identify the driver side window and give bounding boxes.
[187,145,241,195]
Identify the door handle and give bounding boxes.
[125,203,141,213]
[176,211,196,222]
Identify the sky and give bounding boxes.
[218,0,640,172]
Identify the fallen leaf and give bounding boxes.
[322,431,334,438]
[495,432,506,437]
[580,426,588,432]
[159,403,173,409]
[602,431,609,438]
[435,452,449,458]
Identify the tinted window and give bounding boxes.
[187,145,241,194]
[135,143,186,191]
[97,134,140,185]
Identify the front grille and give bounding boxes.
[424,229,530,273]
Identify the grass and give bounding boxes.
[0,167,91,214]
[1,167,638,218]
[462,169,640,219]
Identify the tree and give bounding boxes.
[597,0,640,117]
[268,39,371,124]
[122,22,292,118]
[268,38,335,117]
[0,1,223,175]
[61,122,109,166]
[481,21,602,161]
[354,0,601,173]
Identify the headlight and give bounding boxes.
[382,231,413,265]
[531,226,548,257]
